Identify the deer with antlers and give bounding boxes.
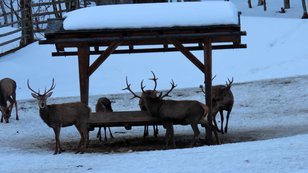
[139,71,159,138]
[124,72,219,148]
[201,78,234,134]
[0,78,19,123]
[27,79,90,154]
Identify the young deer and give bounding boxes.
[124,73,219,148]
[0,78,19,123]
[201,78,234,134]
[28,79,90,154]
[95,97,114,142]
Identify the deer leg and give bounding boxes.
[212,114,221,133]
[104,127,108,142]
[108,127,114,139]
[211,123,221,144]
[52,127,62,154]
[153,125,158,138]
[219,110,224,134]
[224,109,232,133]
[190,122,200,147]
[75,125,86,154]
[11,93,18,120]
[0,113,3,123]
[143,125,149,138]
[96,127,102,142]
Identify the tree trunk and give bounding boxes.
[51,0,60,18]
[302,0,308,19]
[248,0,252,8]
[284,0,290,9]
[0,0,8,25]
[20,0,34,46]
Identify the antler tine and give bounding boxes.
[226,77,234,87]
[212,75,216,81]
[44,78,56,95]
[27,79,40,95]
[123,76,142,100]
[199,85,206,95]
[149,71,158,91]
[160,79,177,99]
[140,80,146,93]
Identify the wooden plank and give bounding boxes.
[170,39,204,73]
[0,28,22,38]
[204,39,213,143]
[88,41,121,76]
[88,111,188,128]
[50,44,247,56]
[78,43,90,105]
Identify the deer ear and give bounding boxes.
[31,93,38,99]
[46,92,53,98]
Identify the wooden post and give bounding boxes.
[204,39,213,144]
[78,44,90,105]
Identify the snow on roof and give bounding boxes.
[63,1,239,30]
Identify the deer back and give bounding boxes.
[0,78,16,107]
[43,102,90,127]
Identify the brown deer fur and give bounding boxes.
[0,78,18,123]
[28,79,90,154]
[95,97,114,142]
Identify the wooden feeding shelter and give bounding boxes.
[39,2,246,142]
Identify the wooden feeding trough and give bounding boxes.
[39,2,246,142]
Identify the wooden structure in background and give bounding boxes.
[39,12,246,143]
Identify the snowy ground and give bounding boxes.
[1,1,308,173]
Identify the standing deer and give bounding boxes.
[201,78,234,134]
[95,97,114,142]
[27,79,90,154]
[139,71,159,138]
[124,73,219,148]
[0,78,19,123]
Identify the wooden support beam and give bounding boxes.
[204,39,213,144]
[78,44,90,105]
[169,39,205,73]
[88,41,121,76]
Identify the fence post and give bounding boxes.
[20,0,34,46]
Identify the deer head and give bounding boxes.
[123,72,177,103]
[27,79,56,109]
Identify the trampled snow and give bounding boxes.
[63,1,239,30]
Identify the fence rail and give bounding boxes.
[0,0,79,56]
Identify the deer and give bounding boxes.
[0,78,19,123]
[95,97,114,142]
[27,79,90,154]
[124,73,220,148]
[139,71,159,138]
[200,78,234,134]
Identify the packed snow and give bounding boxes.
[1,1,308,173]
[63,1,238,30]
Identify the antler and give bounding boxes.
[149,71,158,91]
[199,75,216,95]
[160,80,177,99]
[27,79,39,95]
[226,77,234,89]
[123,76,142,100]
[44,78,56,95]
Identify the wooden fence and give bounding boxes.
[0,0,83,56]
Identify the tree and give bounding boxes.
[0,0,8,25]
[302,0,308,19]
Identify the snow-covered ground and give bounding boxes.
[1,1,308,173]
